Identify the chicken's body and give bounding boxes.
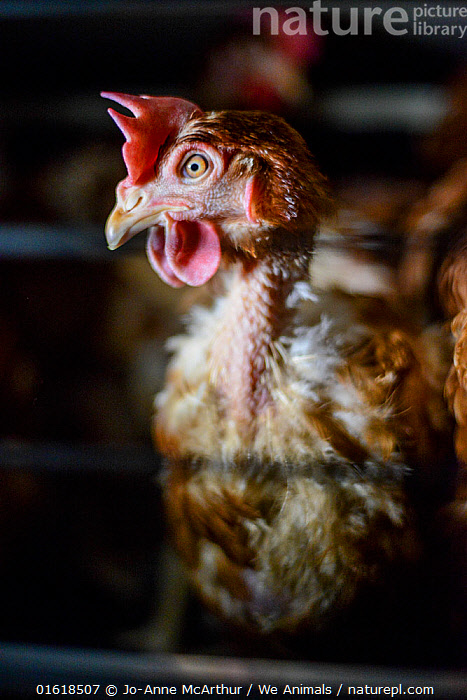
[103,93,453,634]
[160,282,450,632]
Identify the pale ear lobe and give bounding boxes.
[243,176,262,225]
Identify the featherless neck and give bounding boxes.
[209,249,311,432]
[233,249,311,325]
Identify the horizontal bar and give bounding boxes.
[0,224,146,259]
[0,2,447,20]
[319,85,447,134]
[0,222,445,262]
[0,440,161,474]
[0,642,465,696]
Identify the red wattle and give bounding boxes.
[167,219,221,287]
[146,226,185,288]
[146,219,221,288]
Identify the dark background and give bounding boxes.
[0,0,465,686]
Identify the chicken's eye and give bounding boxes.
[182,154,209,179]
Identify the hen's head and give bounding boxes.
[103,92,330,287]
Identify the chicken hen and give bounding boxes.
[102,93,452,634]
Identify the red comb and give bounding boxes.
[101,92,203,184]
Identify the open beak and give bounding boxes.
[105,187,189,250]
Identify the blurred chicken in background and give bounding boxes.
[198,10,320,117]
[398,68,467,309]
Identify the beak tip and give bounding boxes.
[105,213,124,250]
[106,235,122,251]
